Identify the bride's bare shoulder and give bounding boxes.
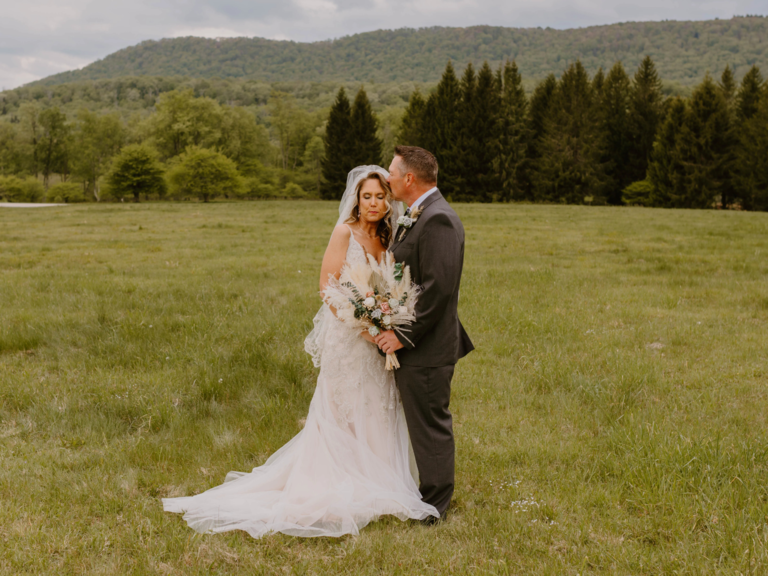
[332,224,352,238]
[328,224,352,244]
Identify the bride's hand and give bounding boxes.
[360,331,376,344]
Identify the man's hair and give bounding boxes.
[393,146,438,184]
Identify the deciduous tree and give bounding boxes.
[107,144,166,202]
[70,109,125,201]
[36,107,70,189]
[167,146,244,202]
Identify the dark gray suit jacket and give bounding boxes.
[391,190,474,367]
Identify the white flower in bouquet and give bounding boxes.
[371,309,382,319]
[368,326,380,337]
[387,298,400,311]
[364,297,376,308]
[383,315,392,326]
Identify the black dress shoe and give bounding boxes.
[420,513,446,526]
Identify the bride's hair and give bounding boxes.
[345,172,394,246]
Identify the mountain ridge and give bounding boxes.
[26,16,768,88]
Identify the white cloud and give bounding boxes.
[0,0,765,89]
[0,52,91,91]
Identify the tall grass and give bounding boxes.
[1,202,767,574]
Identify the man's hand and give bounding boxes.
[375,330,404,354]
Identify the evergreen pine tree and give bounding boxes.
[534,61,608,204]
[397,90,426,147]
[454,62,499,202]
[647,97,687,207]
[421,62,461,196]
[718,65,737,108]
[320,88,354,200]
[735,66,767,210]
[452,63,478,201]
[474,62,501,202]
[736,65,764,122]
[736,95,768,210]
[716,66,738,207]
[524,74,557,200]
[674,75,733,209]
[496,61,529,201]
[349,87,382,167]
[419,96,440,155]
[591,67,606,98]
[599,62,632,204]
[627,56,664,183]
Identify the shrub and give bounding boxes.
[167,147,243,202]
[282,182,307,198]
[0,176,45,203]
[244,177,279,198]
[622,180,655,206]
[46,182,86,203]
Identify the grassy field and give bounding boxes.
[2,201,768,575]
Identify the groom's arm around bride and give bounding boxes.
[376,146,474,520]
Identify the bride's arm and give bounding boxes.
[319,225,351,294]
[318,225,376,344]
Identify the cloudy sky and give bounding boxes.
[1,0,766,89]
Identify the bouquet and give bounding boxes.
[322,252,420,370]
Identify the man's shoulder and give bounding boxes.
[421,197,463,229]
[416,201,463,245]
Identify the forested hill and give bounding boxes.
[30,17,768,88]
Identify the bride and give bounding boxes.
[162,166,439,538]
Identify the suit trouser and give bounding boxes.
[395,364,456,517]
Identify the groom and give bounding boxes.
[375,146,474,523]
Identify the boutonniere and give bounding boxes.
[396,207,423,241]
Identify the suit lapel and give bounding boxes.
[393,189,444,248]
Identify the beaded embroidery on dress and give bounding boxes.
[162,232,438,538]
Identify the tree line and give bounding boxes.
[2,56,766,209]
[322,57,768,210]
[0,88,337,202]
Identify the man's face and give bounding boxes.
[387,156,406,201]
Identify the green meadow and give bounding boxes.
[1,201,768,575]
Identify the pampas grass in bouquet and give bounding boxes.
[322,252,420,370]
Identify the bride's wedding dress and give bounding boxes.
[162,232,438,538]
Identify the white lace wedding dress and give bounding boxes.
[162,232,438,538]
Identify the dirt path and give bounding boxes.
[0,202,68,208]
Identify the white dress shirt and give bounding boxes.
[408,186,438,212]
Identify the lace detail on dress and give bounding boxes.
[344,225,369,267]
[324,228,398,427]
